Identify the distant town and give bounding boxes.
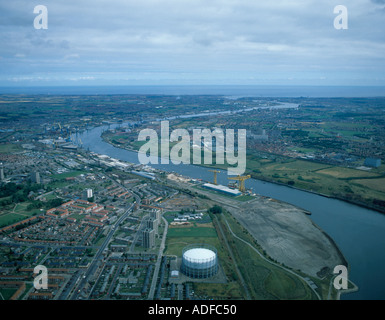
[0,94,383,300]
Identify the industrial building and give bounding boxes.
[202,183,241,196]
[131,171,156,180]
[181,244,218,279]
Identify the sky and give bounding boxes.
[1,0,385,87]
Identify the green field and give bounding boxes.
[48,170,88,189]
[0,143,22,154]
[13,202,40,215]
[0,213,21,227]
[216,211,326,300]
[167,225,217,238]
[0,288,18,300]
[233,239,313,299]
[193,282,244,300]
[234,195,255,202]
[0,203,42,228]
[243,156,385,209]
[353,178,385,193]
[51,170,88,180]
[166,235,220,257]
[316,167,380,179]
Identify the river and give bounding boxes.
[78,123,385,300]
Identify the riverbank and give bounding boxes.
[102,133,385,216]
[248,173,385,215]
[99,133,347,272]
[177,179,347,280]
[80,124,385,299]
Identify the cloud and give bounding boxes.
[68,76,95,81]
[0,0,384,86]
[371,0,385,4]
[63,53,79,60]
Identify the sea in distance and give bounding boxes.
[0,85,385,97]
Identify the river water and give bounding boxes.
[78,123,385,300]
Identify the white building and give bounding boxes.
[83,188,93,200]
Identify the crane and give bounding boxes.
[208,170,221,185]
[228,175,251,193]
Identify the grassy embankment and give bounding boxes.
[164,210,328,300]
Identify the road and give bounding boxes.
[70,173,140,300]
[213,215,251,300]
[147,216,168,300]
[327,274,358,300]
[106,265,122,299]
[70,203,134,299]
[129,212,147,252]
